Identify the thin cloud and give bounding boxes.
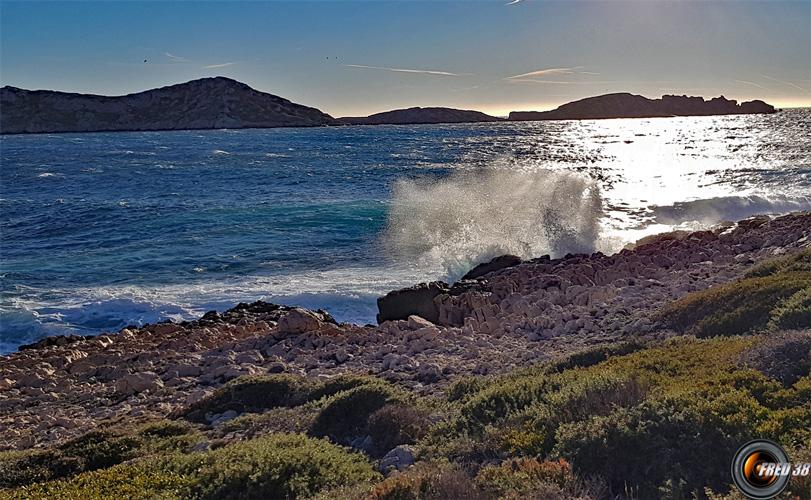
[505,67,581,80]
[505,0,522,5]
[735,79,766,90]
[165,52,190,63]
[344,64,469,77]
[202,62,238,69]
[762,75,805,91]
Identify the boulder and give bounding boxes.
[277,308,322,335]
[461,254,522,280]
[377,281,449,324]
[379,445,415,472]
[115,372,163,395]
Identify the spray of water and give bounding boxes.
[385,167,604,279]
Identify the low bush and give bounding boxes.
[659,272,811,336]
[369,462,487,500]
[310,383,406,443]
[745,247,811,278]
[367,403,431,457]
[4,462,190,500]
[181,374,317,422]
[166,433,379,500]
[769,288,811,330]
[552,396,752,498]
[475,458,574,498]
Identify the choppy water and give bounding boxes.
[2,110,810,352]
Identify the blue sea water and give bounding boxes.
[2,111,810,352]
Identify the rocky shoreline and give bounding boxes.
[1,212,809,452]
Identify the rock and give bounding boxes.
[267,362,287,374]
[334,349,351,364]
[417,363,442,383]
[461,254,522,280]
[377,281,449,324]
[379,445,416,472]
[339,107,502,126]
[406,315,434,330]
[278,308,322,335]
[18,334,89,351]
[115,372,163,395]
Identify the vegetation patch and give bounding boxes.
[660,248,811,337]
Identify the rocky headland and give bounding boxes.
[0,77,337,134]
[509,93,777,121]
[338,107,503,125]
[1,212,809,455]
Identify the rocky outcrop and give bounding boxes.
[461,254,523,280]
[377,281,449,323]
[0,77,337,134]
[508,93,776,121]
[338,107,503,125]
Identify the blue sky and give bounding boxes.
[1,1,809,116]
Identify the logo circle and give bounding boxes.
[732,440,790,499]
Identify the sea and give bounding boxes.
[1,110,810,353]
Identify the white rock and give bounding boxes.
[277,308,322,335]
[379,445,415,472]
[115,372,163,395]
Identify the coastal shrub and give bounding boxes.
[768,288,811,330]
[367,403,431,456]
[57,430,142,472]
[181,374,317,422]
[0,449,81,489]
[659,273,811,336]
[165,433,379,500]
[5,463,190,500]
[310,383,406,442]
[217,404,317,437]
[460,376,552,430]
[446,377,490,403]
[307,374,383,402]
[546,340,646,373]
[137,420,195,439]
[552,396,753,497]
[369,462,486,500]
[475,458,574,498]
[745,247,811,278]
[738,330,811,386]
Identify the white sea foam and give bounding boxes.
[385,168,604,280]
[652,194,811,225]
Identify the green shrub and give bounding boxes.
[307,374,383,402]
[553,396,753,497]
[745,247,811,278]
[166,433,379,500]
[311,383,405,442]
[182,374,317,422]
[547,340,646,373]
[446,377,490,403]
[769,288,811,330]
[5,463,190,500]
[0,430,144,489]
[137,420,195,439]
[367,403,431,457]
[659,273,811,336]
[475,458,574,498]
[369,462,487,500]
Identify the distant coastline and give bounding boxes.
[1,76,777,135]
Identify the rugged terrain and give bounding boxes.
[509,93,776,121]
[0,77,337,134]
[1,212,809,499]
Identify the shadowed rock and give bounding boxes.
[509,93,776,121]
[377,281,449,324]
[461,254,522,280]
[339,107,503,125]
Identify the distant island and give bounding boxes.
[509,92,776,121]
[0,78,777,134]
[338,107,502,125]
[0,77,337,134]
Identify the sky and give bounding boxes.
[1,1,810,117]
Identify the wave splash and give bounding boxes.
[385,168,604,280]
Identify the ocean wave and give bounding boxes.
[384,167,604,279]
[652,194,811,225]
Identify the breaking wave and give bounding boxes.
[652,194,811,225]
[385,168,604,279]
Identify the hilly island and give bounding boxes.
[0,77,777,134]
